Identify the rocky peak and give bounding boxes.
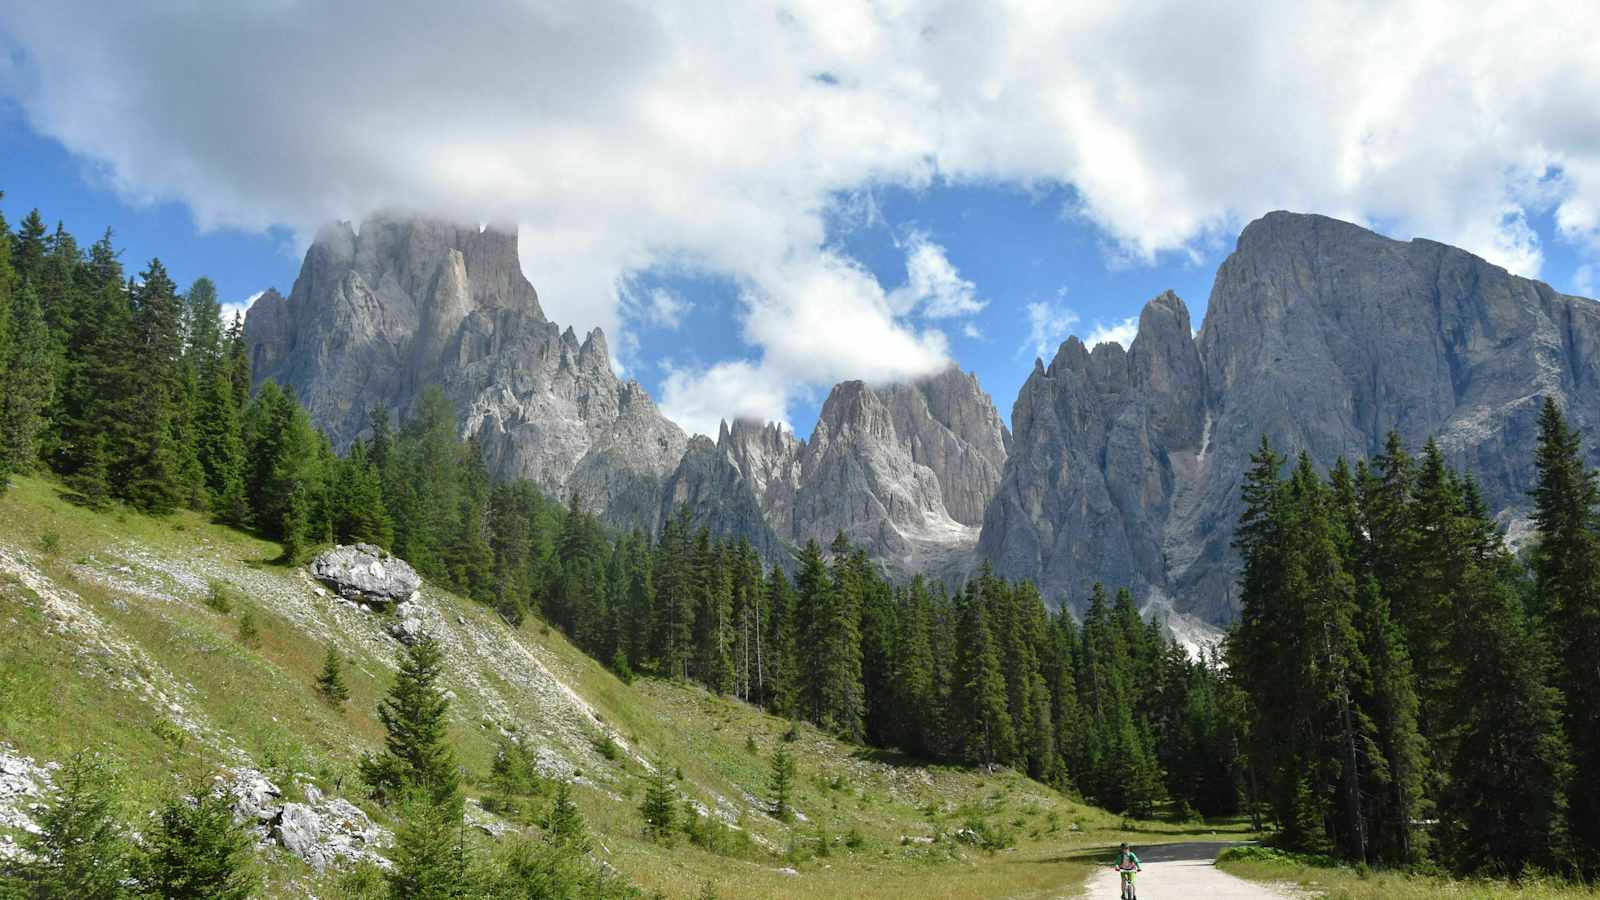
[246,211,684,526]
[982,210,1600,625]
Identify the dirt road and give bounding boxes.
[1080,842,1298,899]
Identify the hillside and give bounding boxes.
[0,474,1239,898]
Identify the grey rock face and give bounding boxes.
[222,769,391,873]
[982,212,1600,623]
[309,544,420,608]
[245,212,687,523]
[979,291,1204,611]
[661,366,1010,577]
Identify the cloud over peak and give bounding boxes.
[5,0,1600,429]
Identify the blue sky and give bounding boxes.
[4,2,1599,440]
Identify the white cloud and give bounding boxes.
[1576,264,1597,300]
[962,322,983,340]
[1085,315,1140,349]
[1022,297,1080,361]
[6,1,1600,428]
[219,289,263,325]
[622,284,692,330]
[659,359,791,439]
[886,234,985,318]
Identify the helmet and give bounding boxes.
[1120,842,1129,849]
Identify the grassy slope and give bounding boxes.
[0,474,1250,898]
[1217,847,1599,899]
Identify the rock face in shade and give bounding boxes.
[662,366,1012,576]
[980,211,1600,624]
[244,212,687,523]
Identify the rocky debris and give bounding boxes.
[245,212,687,524]
[0,747,57,860]
[309,544,420,608]
[981,212,1600,624]
[1,545,232,757]
[221,770,390,872]
[389,616,425,645]
[465,799,513,838]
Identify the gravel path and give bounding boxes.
[1080,842,1299,899]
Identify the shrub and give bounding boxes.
[204,580,235,614]
[593,734,620,761]
[39,531,61,557]
[236,607,260,648]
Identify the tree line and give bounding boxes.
[1233,408,1600,877]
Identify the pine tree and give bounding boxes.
[360,636,461,810]
[69,433,113,511]
[763,566,799,719]
[0,751,130,899]
[122,259,185,513]
[316,644,351,706]
[543,781,590,853]
[950,578,1013,767]
[133,788,259,900]
[767,747,795,822]
[889,577,937,756]
[810,535,865,741]
[387,793,470,900]
[1437,555,1569,874]
[1,285,56,478]
[639,767,677,842]
[1529,397,1600,866]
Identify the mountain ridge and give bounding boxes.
[246,209,1600,624]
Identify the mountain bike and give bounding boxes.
[1113,863,1139,899]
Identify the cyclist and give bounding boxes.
[1112,842,1142,899]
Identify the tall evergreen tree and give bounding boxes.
[360,636,462,810]
[949,578,1013,767]
[1530,397,1600,867]
[1,285,56,478]
[888,577,937,756]
[122,259,186,513]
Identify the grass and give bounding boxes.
[0,473,1257,897]
[1217,846,1600,899]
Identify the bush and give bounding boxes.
[681,804,752,858]
[236,607,260,648]
[593,734,620,761]
[204,580,235,614]
[959,817,1015,853]
[39,531,61,557]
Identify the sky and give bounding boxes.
[3,1,1599,440]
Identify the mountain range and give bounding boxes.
[245,210,1600,627]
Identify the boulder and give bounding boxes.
[273,803,325,870]
[390,617,425,645]
[309,544,420,608]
